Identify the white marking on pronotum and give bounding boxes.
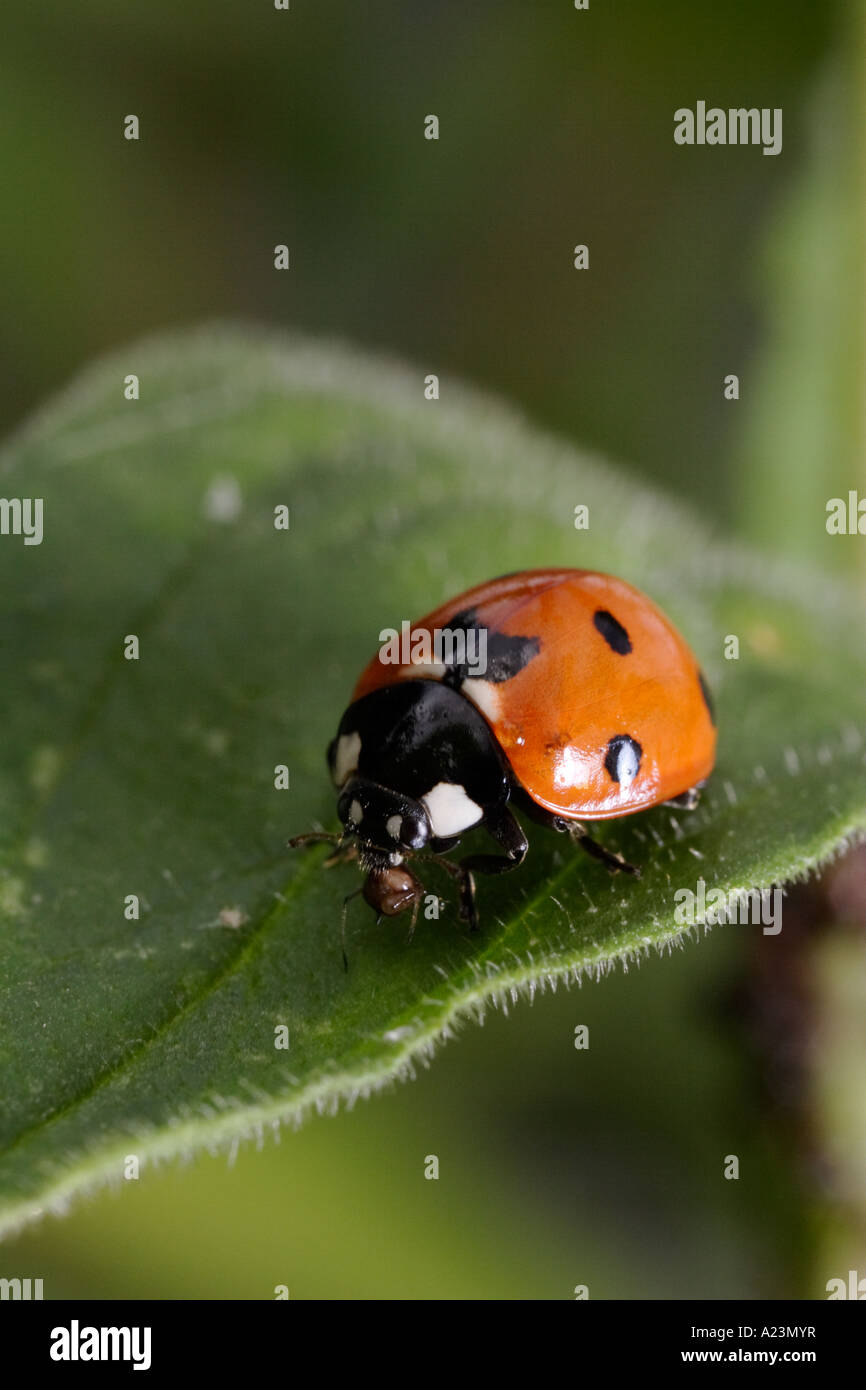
[333,731,361,785]
[421,782,483,837]
[348,799,363,825]
[461,677,502,724]
[385,814,402,840]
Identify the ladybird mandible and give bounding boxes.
[290,568,717,963]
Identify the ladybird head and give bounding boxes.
[336,775,431,855]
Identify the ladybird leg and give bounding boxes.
[458,805,529,876]
[426,833,519,930]
[423,851,480,931]
[663,781,705,811]
[340,887,363,972]
[442,807,528,931]
[568,823,641,878]
[434,862,477,932]
[426,852,472,923]
[459,869,479,932]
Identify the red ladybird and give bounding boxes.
[291,569,717,957]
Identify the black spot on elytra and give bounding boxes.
[698,671,716,726]
[604,734,643,784]
[593,609,632,655]
[443,606,540,685]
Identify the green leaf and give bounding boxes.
[1,323,864,1238]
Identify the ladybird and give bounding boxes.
[290,568,717,962]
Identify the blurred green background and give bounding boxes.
[2,0,864,1298]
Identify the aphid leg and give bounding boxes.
[405,892,421,946]
[340,887,363,972]
[568,822,641,878]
